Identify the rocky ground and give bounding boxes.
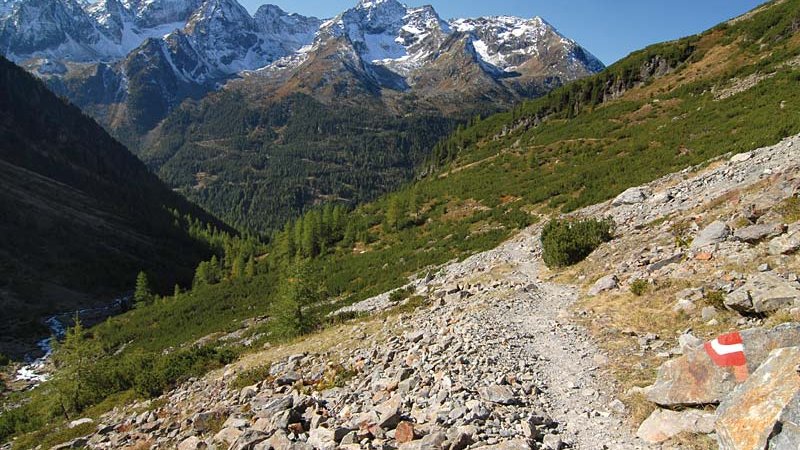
[34,136,800,450]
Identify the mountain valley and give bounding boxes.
[2,0,800,449]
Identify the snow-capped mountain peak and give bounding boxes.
[451,15,604,73]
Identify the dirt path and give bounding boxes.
[452,230,649,449]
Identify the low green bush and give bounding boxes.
[541,218,615,268]
[388,286,414,303]
[630,279,650,296]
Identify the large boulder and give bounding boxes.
[732,223,785,244]
[691,221,730,250]
[724,273,800,314]
[716,347,800,450]
[612,187,649,206]
[646,323,800,406]
[587,275,618,296]
[636,408,715,443]
[769,392,799,449]
[769,222,800,255]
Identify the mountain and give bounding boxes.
[0,0,603,233]
[0,55,222,357]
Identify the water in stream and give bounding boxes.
[14,296,131,385]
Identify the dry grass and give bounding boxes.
[671,433,719,450]
[625,391,656,428]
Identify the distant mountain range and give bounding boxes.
[0,0,605,233]
[0,0,603,136]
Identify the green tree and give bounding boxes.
[384,196,405,233]
[134,271,153,305]
[270,259,323,338]
[244,256,256,278]
[193,261,210,287]
[50,318,101,419]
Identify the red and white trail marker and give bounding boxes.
[704,332,747,368]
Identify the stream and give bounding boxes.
[14,296,131,385]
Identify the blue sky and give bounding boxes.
[240,0,767,64]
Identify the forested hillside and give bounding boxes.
[0,56,225,357]
[143,92,456,232]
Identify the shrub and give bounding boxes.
[541,218,615,268]
[231,364,272,391]
[630,279,650,296]
[0,353,8,367]
[703,290,727,310]
[388,286,414,303]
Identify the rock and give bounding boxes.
[733,223,784,244]
[612,187,649,206]
[478,385,516,405]
[678,333,704,352]
[405,330,425,343]
[716,347,800,450]
[231,429,269,450]
[481,439,533,449]
[725,273,800,314]
[647,252,684,272]
[307,427,336,450]
[695,251,714,261]
[758,263,771,272]
[691,221,730,250]
[447,431,474,450]
[275,370,301,386]
[646,323,800,406]
[68,418,93,429]
[542,434,564,450]
[769,225,800,255]
[213,427,243,446]
[375,394,403,429]
[395,421,417,444]
[636,408,715,443]
[261,431,292,450]
[768,392,799,449]
[178,436,208,450]
[588,275,618,296]
[51,438,89,450]
[730,152,753,163]
[701,306,718,321]
[398,431,447,450]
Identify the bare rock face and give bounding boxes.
[716,347,800,450]
[646,323,800,406]
[612,187,649,206]
[691,221,730,250]
[769,222,800,255]
[645,344,738,407]
[732,223,785,244]
[768,392,800,449]
[724,273,800,314]
[636,408,715,443]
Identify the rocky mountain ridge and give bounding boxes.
[0,0,603,138]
